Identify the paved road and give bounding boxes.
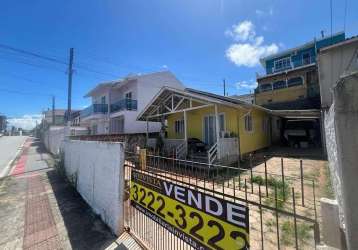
[0,136,27,176]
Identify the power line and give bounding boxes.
[0,71,65,91]
[0,43,246,93]
[0,43,67,65]
[0,55,67,74]
[0,88,63,97]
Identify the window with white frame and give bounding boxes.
[274,57,291,71]
[174,119,184,135]
[244,114,253,132]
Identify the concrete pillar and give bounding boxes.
[333,74,358,249]
[320,198,345,249]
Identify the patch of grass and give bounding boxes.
[264,177,290,209]
[265,219,275,232]
[250,175,265,185]
[323,163,335,199]
[281,220,312,246]
[304,169,320,181]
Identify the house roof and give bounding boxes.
[84,83,113,98]
[319,36,358,53]
[138,86,322,121]
[259,31,345,67]
[137,86,270,121]
[84,70,177,97]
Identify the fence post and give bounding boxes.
[245,179,248,206]
[259,185,264,250]
[281,158,285,199]
[139,149,147,170]
[292,188,298,250]
[264,156,268,197]
[250,154,254,194]
[275,185,280,250]
[300,159,305,206]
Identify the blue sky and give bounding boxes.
[1,0,357,123]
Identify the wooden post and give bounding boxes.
[214,104,220,159]
[140,149,147,170]
[146,119,149,146]
[184,110,187,141]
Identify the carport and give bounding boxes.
[269,109,322,148]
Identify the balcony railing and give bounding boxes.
[80,104,108,118]
[110,99,137,113]
[271,55,316,74]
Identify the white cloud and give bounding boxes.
[225,20,256,42]
[225,20,279,67]
[255,7,274,17]
[7,114,42,130]
[236,80,258,90]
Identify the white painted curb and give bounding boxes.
[0,138,27,179]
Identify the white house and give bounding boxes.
[80,71,185,135]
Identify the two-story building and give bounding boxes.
[80,71,185,135]
[253,32,346,147]
[255,32,345,109]
[42,109,67,126]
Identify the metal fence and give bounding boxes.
[124,150,321,250]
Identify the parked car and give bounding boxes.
[187,138,206,154]
[283,120,317,147]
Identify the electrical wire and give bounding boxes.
[0,43,247,97]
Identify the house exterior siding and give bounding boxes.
[167,104,270,156]
[256,32,345,109]
[81,71,184,135]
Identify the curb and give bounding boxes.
[0,138,28,179]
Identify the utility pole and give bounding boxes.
[223,79,226,96]
[67,48,74,123]
[52,95,55,125]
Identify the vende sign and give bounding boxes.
[130,170,250,250]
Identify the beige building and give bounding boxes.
[317,36,358,109]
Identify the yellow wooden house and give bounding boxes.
[137,87,272,165]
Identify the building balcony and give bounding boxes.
[80,104,108,119]
[110,99,137,113]
[257,56,317,79]
[272,56,316,74]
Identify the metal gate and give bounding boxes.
[124,150,320,250]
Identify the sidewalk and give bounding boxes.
[0,138,117,250]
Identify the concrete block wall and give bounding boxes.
[323,107,344,225]
[42,126,88,155]
[63,140,125,235]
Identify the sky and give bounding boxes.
[1,0,357,128]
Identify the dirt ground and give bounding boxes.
[128,147,333,250]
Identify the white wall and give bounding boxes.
[324,106,343,225]
[43,126,88,155]
[318,39,358,108]
[63,140,125,235]
[110,71,185,134]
